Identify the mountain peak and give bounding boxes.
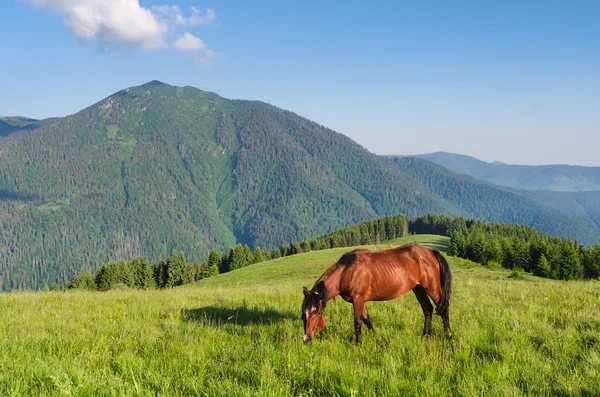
[140,80,171,88]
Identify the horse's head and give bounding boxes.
[301,283,327,343]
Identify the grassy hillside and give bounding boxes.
[1,236,598,396]
[410,151,600,192]
[1,81,600,290]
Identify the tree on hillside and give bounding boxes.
[153,258,169,288]
[558,241,582,280]
[253,246,265,263]
[486,237,504,265]
[66,272,96,290]
[280,244,290,257]
[534,254,551,278]
[301,240,312,253]
[243,244,254,265]
[167,252,188,287]
[447,231,461,257]
[188,261,201,283]
[229,244,246,271]
[582,244,600,279]
[130,257,155,289]
[219,253,230,274]
[509,239,531,270]
[471,233,488,265]
[95,265,112,291]
[291,242,303,255]
[201,250,221,279]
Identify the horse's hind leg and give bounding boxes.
[412,285,433,336]
[442,311,451,337]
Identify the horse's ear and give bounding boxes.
[303,286,309,297]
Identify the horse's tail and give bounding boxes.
[433,250,452,317]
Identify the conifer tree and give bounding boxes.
[292,242,303,255]
[201,250,221,278]
[229,244,246,271]
[534,254,552,278]
[253,246,265,263]
[243,244,254,265]
[559,241,581,280]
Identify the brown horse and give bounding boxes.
[301,245,452,343]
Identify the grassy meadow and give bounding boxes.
[1,234,599,396]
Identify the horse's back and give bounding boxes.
[337,245,442,302]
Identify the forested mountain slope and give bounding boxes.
[1,81,598,290]
[519,190,600,231]
[0,117,48,147]
[385,157,600,242]
[411,151,600,192]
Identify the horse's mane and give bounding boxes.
[302,280,328,310]
[302,249,365,311]
[337,249,362,266]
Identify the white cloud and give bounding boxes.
[173,32,207,52]
[176,7,216,26]
[173,33,218,66]
[150,5,181,16]
[153,5,216,27]
[20,0,219,57]
[20,0,168,51]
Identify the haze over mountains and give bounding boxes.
[412,152,600,192]
[1,81,599,290]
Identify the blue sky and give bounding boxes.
[1,1,599,165]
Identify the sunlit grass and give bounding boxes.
[1,237,599,396]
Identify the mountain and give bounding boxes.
[0,116,55,147]
[0,116,39,137]
[410,151,600,192]
[518,189,600,231]
[1,81,599,290]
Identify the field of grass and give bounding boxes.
[1,235,599,396]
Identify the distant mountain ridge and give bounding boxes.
[0,116,54,147]
[1,81,599,290]
[409,151,600,192]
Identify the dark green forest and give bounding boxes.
[1,81,599,291]
[64,213,599,292]
[65,215,410,291]
[412,214,600,280]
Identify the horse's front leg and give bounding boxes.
[352,299,366,344]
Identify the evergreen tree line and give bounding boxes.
[67,251,221,291]
[65,213,599,291]
[66,215,410,290]
[412,214,600,280]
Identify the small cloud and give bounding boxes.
[173,33,220,66]
[151,5,181,15]
[152,5,216,28]
[173,32,207,52]
[176,7,216,26]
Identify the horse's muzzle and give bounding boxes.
[303,334,312,343]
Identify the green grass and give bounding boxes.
[387,234,449,252]
[1,237,599,396]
